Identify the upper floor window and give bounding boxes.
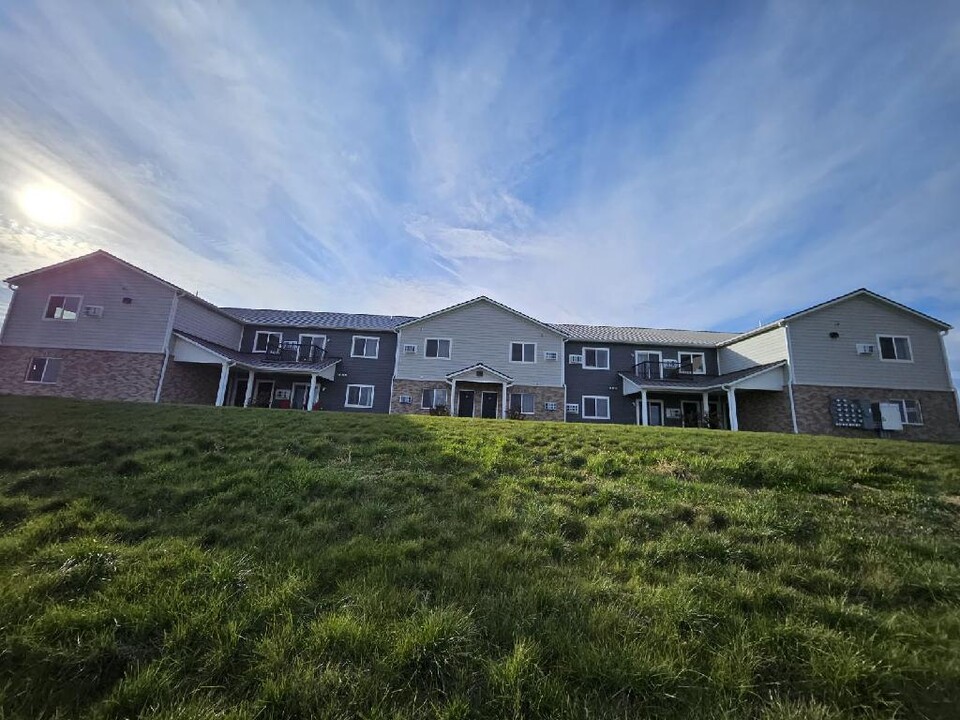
[878,335,912,362]
[352,336,380,359]
[511,342,536,363]
[44,295,82,321]
[635,351,663,379]
[25,357,62,384]
[583,347,610,370]
[254,331,282,353]
[678,351,706,374]
[425,338,451,359]
[298,334,326,362]
[889,399,923,425]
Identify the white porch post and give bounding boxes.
[640,389,649,426]
[243,369,255,407]
[702,392,710,427]
[307,374,317,411]
[634,400,640,426]
[502,382,508,418]
[451,379,457,415]
[727,387,739,431]
[215,362,230,407]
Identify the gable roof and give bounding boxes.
[552,324,738,347]
[444,362,514,382]
[220,307,415,331]
[395,296,568,337]
[720,288,952,346]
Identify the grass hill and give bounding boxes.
[1,396,959,719]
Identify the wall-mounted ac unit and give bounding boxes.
[544,401,557,411]
[403,344,417,354]
[565,403,580,414]
[665,408,682,419]
[544,351,559,361]
[83,305,104,318]
[568,354,583,364]
[399,394,412,404]
[856,343,875,355]
[274,389,291,401]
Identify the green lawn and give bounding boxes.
[1,397,959,719]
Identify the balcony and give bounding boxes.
[626,359,713,380]
[263,340,328,364]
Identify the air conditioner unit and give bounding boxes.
[856,343,875,355]
[565,403,580,414]
[83,305,104,318]
[665,408,682,419]
[544,401,557,411]
[544,351,559,361]
[403,344,417,354]
[568,354,583,364]
[399,394,412,404]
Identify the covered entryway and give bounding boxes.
[447,362,514,419]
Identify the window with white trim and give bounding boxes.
[298,334,326,361]
[635,351,663,378]
[421,388,449,409]
[510,342,536,363]
[44,295,82,321]
[678,352,706,374]
[582,395,610,420]
[345,384,375,408]
[878,335,912,362]
[352,336,380,358]
[889,399,923,425]
[25,357,62,384]
[425,338,451,359]
[254,331,282,353]
[509,392,535,415]
[582,347,610,370]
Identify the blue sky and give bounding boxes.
[1,1,959,378]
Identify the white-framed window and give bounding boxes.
[345,384,375,408]
[889,399,923,425]
[678,352,706,374]
[510,342,536,363]
[43,294,82,321]
[25,357,62,384]
[421,388,449,409]
[582,347,610,370]
[565,403,580,414]
[298,334,326,361]
[509,392,535,415]
[352,336,380,359]
[646,400,664,426]
[582,395,610,420]
[403,344,417,354]
[254,331,283,353]
[635,351,663,378]
[425,338,452,359]
[878,335,913,362]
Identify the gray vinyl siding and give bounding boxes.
[174,297,243,349]
[787,295,952,390]
[238,325,396,413]
[396,300,564,386]
[564,341,721,424]
[719,327,788,374]
[1,256,175,353]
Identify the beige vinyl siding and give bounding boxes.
[1,257,175,353]
[396,300,564,386]
[788,295,952,390]
[719,327,788,373]
[173,297,243,348]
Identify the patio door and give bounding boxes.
[233,378,248,407]
[681,400,701,427]
[291,383,310,411]
[254,380,275,408]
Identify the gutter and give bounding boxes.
[939,330,960,427]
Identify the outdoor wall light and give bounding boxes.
[829,331,840,339]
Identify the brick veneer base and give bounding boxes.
[735,389,796,434]
[391,378,565,422]
[158,361,222,405]
[792,384,960,443]
[0,345,163,402]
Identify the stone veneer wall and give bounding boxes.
[735,390,795,434]
[0,345,163,402]
[792,384,960,443]
[390,378,565,422]
[159,361,222,405]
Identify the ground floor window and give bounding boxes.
[889,399,923,425]
[346,384,375,408]
[582,395,610,419]
[421,388,449,409]
[25,357,61,384]
[510,392,535,415]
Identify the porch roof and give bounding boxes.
[173,332,341,376]
[445,362,514,383]
[620,361,787,395]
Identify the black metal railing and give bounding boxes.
[627,359,712,379]
[263,340,327,364]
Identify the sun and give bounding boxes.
[17,183,80,227]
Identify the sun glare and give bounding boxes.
[17,183,80,227]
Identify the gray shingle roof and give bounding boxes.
[550,324,739,347]
[220,308,416,330]
[619,361,787,391]
[174,332,342,373]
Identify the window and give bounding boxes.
[582,395,610,420]
[254,331,282,353]
[421,388,449,409]
[635,351,663,379]
[678,352,706,374]
[44,295,82,321]
[889,399,923,425]
[352,336,380,358]
[511,342,536,363]
[345,384,375,408]
[878,335,912,362]
[25,357,62,384]
[582,347,610,370]
[425,338,452,359]
[298,334,326,361]
[509,393,535,415]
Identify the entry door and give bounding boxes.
[254,381,275,408]
[458,390,475,417]
[481,391,498,419]
[681,400,701,427]
[291,383,310,411]
[233,379,248,407]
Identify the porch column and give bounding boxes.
[215,362,230,407]
[502,382,508,419]
[727,387,739,431]
[307,374,318,412]
[702,392,710,427]
[451,379,457,415]
[640,389,649,426]
[243,369,255,407]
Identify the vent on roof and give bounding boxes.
[568,354,583,364]
[83,305,103,318]
[544,351,558,361]
[403,344,417,354]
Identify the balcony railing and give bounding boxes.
[626,359,712,379]
[263,340,328,364]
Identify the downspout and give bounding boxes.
[939,330,960,426]
[783,322,800,434]
[561,337,567,422]
[389,328,401,415]
[154,291,181,403]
